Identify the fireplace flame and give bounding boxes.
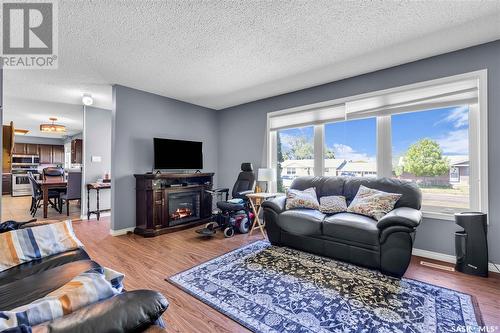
[170,208,192,220]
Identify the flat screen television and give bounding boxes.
[154,138,203,170]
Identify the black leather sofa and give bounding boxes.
[262,176,423,277]
[0,247,168,332]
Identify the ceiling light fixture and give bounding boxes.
[40,117,66,133]
[82,93,93,106]
[14,129,29,135]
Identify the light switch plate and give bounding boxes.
[91,156,102,163]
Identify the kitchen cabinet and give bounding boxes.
[38,144,65,165]
[12,143,39,155]
[13,143,27,155]
[52,145,64,164]
[2,173,11,195]
[39,145,53,164]
[71,139,83,164]
[25,144,39,155]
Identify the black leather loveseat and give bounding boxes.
[0,245,168,332]
[262,176,422,277]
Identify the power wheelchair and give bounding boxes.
[197,163,256,238]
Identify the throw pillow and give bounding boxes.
[0,220,83,272]
[285,187,320,210]
[347,185,402,220]
[319,196,347,214]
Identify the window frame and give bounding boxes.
[266,70,488,221]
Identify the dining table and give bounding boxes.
[38,178,67,218]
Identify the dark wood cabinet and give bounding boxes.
[2,174,11,195]
[13,143,27,155]
[134,173,214,237]
[38,145,53,164]
[13,143,39,155]
[51,145,64,164]
[25,144,39,155]
[71,139,83,164]
[13,143,64,164]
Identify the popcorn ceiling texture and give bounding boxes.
[4,1,500,111]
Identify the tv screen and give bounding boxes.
[154,138,203,170]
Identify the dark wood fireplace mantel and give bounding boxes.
[134,172,214,237]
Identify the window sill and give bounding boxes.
[422,211,456,222]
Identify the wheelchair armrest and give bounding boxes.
[213,188,229,193]
[208,188,230,201]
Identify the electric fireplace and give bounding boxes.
[168,191,201,227]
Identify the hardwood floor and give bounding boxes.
[2,195,82,222]
[72,218,500,332]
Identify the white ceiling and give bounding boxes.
[4,98,83,138]
[3,0,500,113]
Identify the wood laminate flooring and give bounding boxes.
[71,218,500,332]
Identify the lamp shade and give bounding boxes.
[258,168,275,182]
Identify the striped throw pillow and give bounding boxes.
[0,220,83,272]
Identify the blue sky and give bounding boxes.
[279,105,469,161]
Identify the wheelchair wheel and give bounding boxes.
[205,222,218,230]
[223,227,235,238]
[237,217,251,234]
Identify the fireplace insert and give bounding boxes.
[168,191,201,227]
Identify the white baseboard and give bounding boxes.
[80,212,111,221]
[109,227,135,236]
[412,248,500,273]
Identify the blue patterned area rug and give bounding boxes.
[168,241,483,333]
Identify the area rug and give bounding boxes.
[168,241,483,333]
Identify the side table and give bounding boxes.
[246,192,284,238]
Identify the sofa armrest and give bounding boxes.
[377,207,422,230]
[262,196,287,215]
[33,290,168,333]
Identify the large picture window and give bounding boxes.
[277,126,314,192]
[324,118,377,178]
[391,106,470,214]
[267,71,487,220]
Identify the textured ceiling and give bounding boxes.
[4,98,83,138]
[3,0,500,112]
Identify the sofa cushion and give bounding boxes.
[323,213,380,247]
[277,209,325,236]
[347,185,402,220]
[0,260,100,310]
[285,187,320,210]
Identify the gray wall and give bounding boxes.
[83,106,112,215]
[15,135,64,145]
[217,40,500,263]
[63,132,83,145]
[0,68,2,218]
[111,85,219,231]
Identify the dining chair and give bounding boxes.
[42,167,65,181]
[27,172,61,216]
[42,167,67,196]
[59,172,82,216]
